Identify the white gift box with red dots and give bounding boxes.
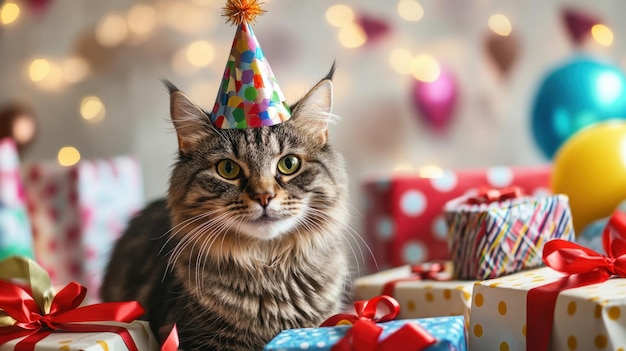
[353,264,475,325]
[469,267,626,351]
[22,156,144,304]
[362,166,552,272]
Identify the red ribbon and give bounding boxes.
[526,210,626,351]
[381,262,451,297]
[466,186,522,205]
[0,280,145,351]
[320,296,436,351]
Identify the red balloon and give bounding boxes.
[411,68,458,132]
[485,31,520,77]
[562,7,602,46]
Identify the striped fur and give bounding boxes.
[101,71,352,350]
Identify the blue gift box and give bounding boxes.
[264,316,466,351]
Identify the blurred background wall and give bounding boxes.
[0,0,623,245]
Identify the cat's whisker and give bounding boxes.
[158,211,217,257]
[304,208,375,277]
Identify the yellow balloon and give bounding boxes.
[552,120,626,234]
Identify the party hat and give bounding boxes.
[211,0,291,129]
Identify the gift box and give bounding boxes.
[470,210,626,351]
[445,189,574,279]
[0,138,34,261]
[353,263,474,324]
[264,316,466,351]
[0,256,167,351]
[0,320,158,351]
[23,156,144,303]
[362,166,551,271]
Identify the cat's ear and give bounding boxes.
[291,79,334,144]
[166,81,214,154]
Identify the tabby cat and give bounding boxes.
[100,67,353,351]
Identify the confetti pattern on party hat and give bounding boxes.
[211,0,291,129]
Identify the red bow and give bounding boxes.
[526,210,626,351]
[0,281,144,351]
[466,186,522,205]
[381,262,451,297]
[320,296,436,351]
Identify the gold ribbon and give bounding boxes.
[0,256,56,326]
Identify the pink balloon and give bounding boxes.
[411,68,458,131]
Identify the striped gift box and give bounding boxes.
[445,192,574,280]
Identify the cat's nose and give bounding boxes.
[254,192,274,207]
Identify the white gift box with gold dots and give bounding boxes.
[0,321,158,351]
[354,265,475,324]
[469,267,626,351]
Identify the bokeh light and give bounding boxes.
[389,49,414,75]
[186,41,215,68]
[419,165,445,178]
[325,4,354,28]
[411,54,441,82]
[36,62,63,91]
[58,147,81,167]
[488,14,512,36]
[338,23,367,49]
[62,57,90,83]
[591,24,614,46]
[393,162,414,172]
[96,14,128,48]
[397,0,424,22]
[12,114,36,145]
[80,96,106,122]
[127,4,157,35]
[29,59,50,82]
[0,2,20,25]
[162,2,206,34]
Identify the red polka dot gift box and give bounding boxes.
[362,166,552,272]
[22,156,144,304]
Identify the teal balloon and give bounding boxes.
[531,57,626,159]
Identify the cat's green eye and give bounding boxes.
[216,160,241,180]
[277,155,301,175]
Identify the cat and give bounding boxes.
[100,66,354,351]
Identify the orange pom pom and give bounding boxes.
[223,0,266,25]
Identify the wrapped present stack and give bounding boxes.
[0,256,169,351]
[0,138,34,261]
[23,156,144,303]
[362,166,551,271]
[469,210,626,351]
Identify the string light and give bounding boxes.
[80,96,106,122]
[488,14,512,36]
[389,49,414,75]
[29,59,50,82]
[411,54,441,82]
[0,1,20,25]
[325,4,354,28]
[393,163,414,172]
[591,24,614,46]
[186,41,215,68]
[36,62,63,91]
[12,114,36,145]
[96,14,128,48]
[127,4,157,36]
[338,23,367,49]
[397,0,424,22]
[58,147,81,167]
[419,165,444,178]
[62,57,89,83]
